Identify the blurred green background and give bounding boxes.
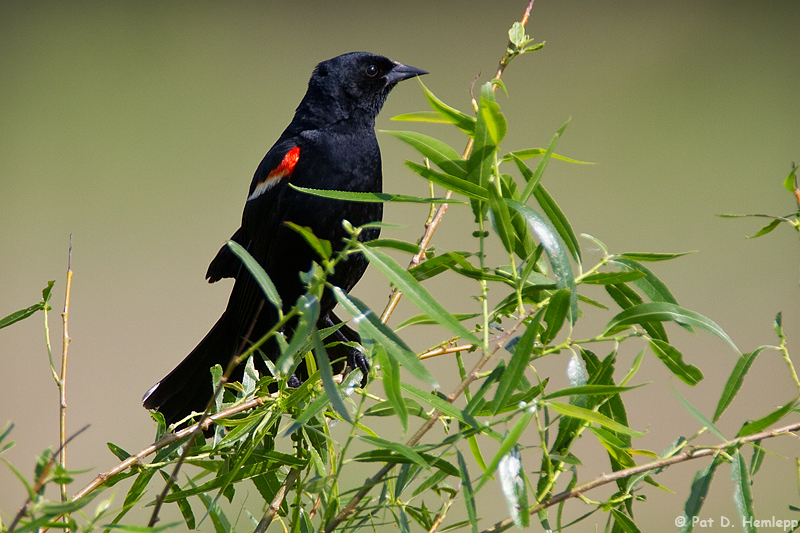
[1,1,798,529]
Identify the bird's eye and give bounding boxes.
[365,64,378,77]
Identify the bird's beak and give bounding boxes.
[386,61,428,84]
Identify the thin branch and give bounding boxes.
[59,235,73,504]
[380,0,535,326]
[7,425,89,533]
[420,344,475,360]
[479,422,800,533]
[253,468,301,533]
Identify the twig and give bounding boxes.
[71,396,267,501]
[253,468,301,533]
[479,422,800,533]
[428,483,460,533]
[379,0,535,326]
[59,235,73,504]
[420,344,475,360]
[322,308,536,532]
[7,425,89,533]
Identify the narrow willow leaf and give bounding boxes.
[714,347,767,422]
[406,161,489,200]
[365,238,421,255]
[783,164,798,192]
[284,222,332,260]
[408,251,474,282]
[333,289,437,386]
[610,508,641,533]
[542,384,640,400]
[476,408,536,491]
[479,82,507,144]
[457,451,479,533]
[227,241,282,311]
[396,312,480,330]
[680,456,724,533]
[376,344,408,434]
[541,289,571,345]
[358,244,481,346]
[383,130,467,177]
[359,436,430,471]
[275,295,319,376]
[465,364,505,417]
[311,327,350,422]
[501,148,592,165]
[617,251,696,262]
[605,283,669,342]
[581,271,647,285]
[649,339,703,386]
[620,348,646,386]
[736,396,798,437]
[747,218,782,239]
[477,380,548,416]
[488,184,515,253]
[546,401,644,438]
[605,302,739,354]
[732,452,756,533]
[533,184,582,264]
[610,258,683,308]
[749,441,764,476]
[0,302,45,330]
[290,184,461,204]
[400,382,484,431]
[506,200,578,322]
[420,80,477,136]
[672,387,726,442]
[493,314,541,416]
[519,119,570,203]
[354,450,458,477]
[581,233,609,255]
[391,111,452,124]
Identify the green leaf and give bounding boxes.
[290,184,460,204]
[275,295,319,376]
[479,82,507,144]
[405,161,489,200]
[333,289,437,386]
[533,184,581,264]
[376,344,408,434]
[365,238,421,255]
[357,244,481,346]
[731,452,756,533]
[617,251,696,262]
[227,240,282,311]
[581,271,646,285]
[106,442,131,461]
[0,302,44,330]
[541,289,571,344]
[353,449,458,477]
[508,21,526,46]
[477,408,536,492]
[391,111,453,124]
[401,382,485,431]
[604,302,739,354]
[605,283,669,342]
[457,451,479,533]
[783,164,798,192]
[737,396,798,437]
[420,80,477,135]
[506,200,578,322]
[311,327,350,422]
[610,509,641,533]
[519,119,569,203]
[383,130,466,177]
[546,401,644,438]
[359,436,430,471]
[714,347,767,422]
[680,456,724,533]
[284,222,332,260]
[747,218,782,239]
[610,258,682,307]
[493,314,541,415]
[672,387,726,442]
[396,312,480,330]
[488,184,515,253]
[542,384,640,400]
[501,148,592,165]
[649,339,703,386]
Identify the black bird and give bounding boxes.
[143,52,427,426]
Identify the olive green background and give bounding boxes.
[1,1,798,530]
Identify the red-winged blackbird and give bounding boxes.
[142,52,427,426]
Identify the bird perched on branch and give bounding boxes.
[143,52,427,426]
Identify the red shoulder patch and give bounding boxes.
[248,146,301,201]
